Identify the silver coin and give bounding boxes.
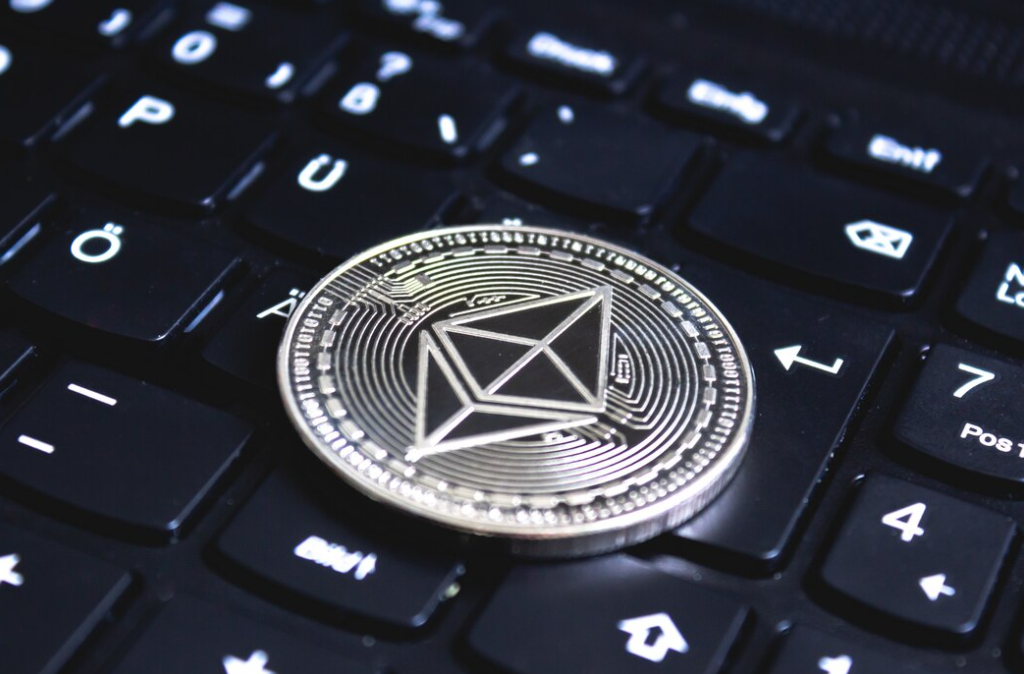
[278,225,754,557]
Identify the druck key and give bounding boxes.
[0,360,251,536]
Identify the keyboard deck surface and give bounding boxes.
[2,1,1024,673]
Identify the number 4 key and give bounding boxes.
[820,475,1014,638]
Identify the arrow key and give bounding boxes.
[766,626,922,674]
[470,555,748,673]
[819,475,1014,639]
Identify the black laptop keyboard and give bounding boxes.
[1,1,1024,672]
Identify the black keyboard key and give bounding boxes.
[471,556,747,674]
[359,0,500,50]
[504,28,643,96]
[690,154,954,301]
[673,268,893,570]
[825,114,989,199]
[895,344,1024,485]
[247,139,458,258]
[0,360,251,535]
[60,83,276,212]
[323,47,518,160]
[657,71,800,143]
[151,0,345,102]
[218,471,464,629]
[957,230,1024,346]
[0,331,35,396]
[501,104,700,224]
[203,270,316,388]
[109,595,368,674]
[0,34,101,148]
[472,192,591,230]
[0,162,54,265]
[1008,178,1024,219]
[0,522,130,674]
[1,0,168,49]
[766,626,917,674]
[820,475,1014,638]
[9,210,239,342]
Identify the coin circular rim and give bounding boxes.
[277,224,755,556]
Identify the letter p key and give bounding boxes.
[118,95,176,129]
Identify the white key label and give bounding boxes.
[70,223,125,264]
[0,553,24,589]
[617,612,688,663]
[686,79,768,125]
[881,502,927,542]
[996,262,1024,309]
[868,134,942,174]
[293,535,377,580]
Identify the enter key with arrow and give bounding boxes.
[774,345,846,376]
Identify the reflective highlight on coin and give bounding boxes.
[278,225,754,557]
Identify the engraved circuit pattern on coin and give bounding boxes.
[279,225,754,557]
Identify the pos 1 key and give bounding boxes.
[894,344,1024,485]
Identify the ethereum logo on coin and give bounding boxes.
[408,287,612,461]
